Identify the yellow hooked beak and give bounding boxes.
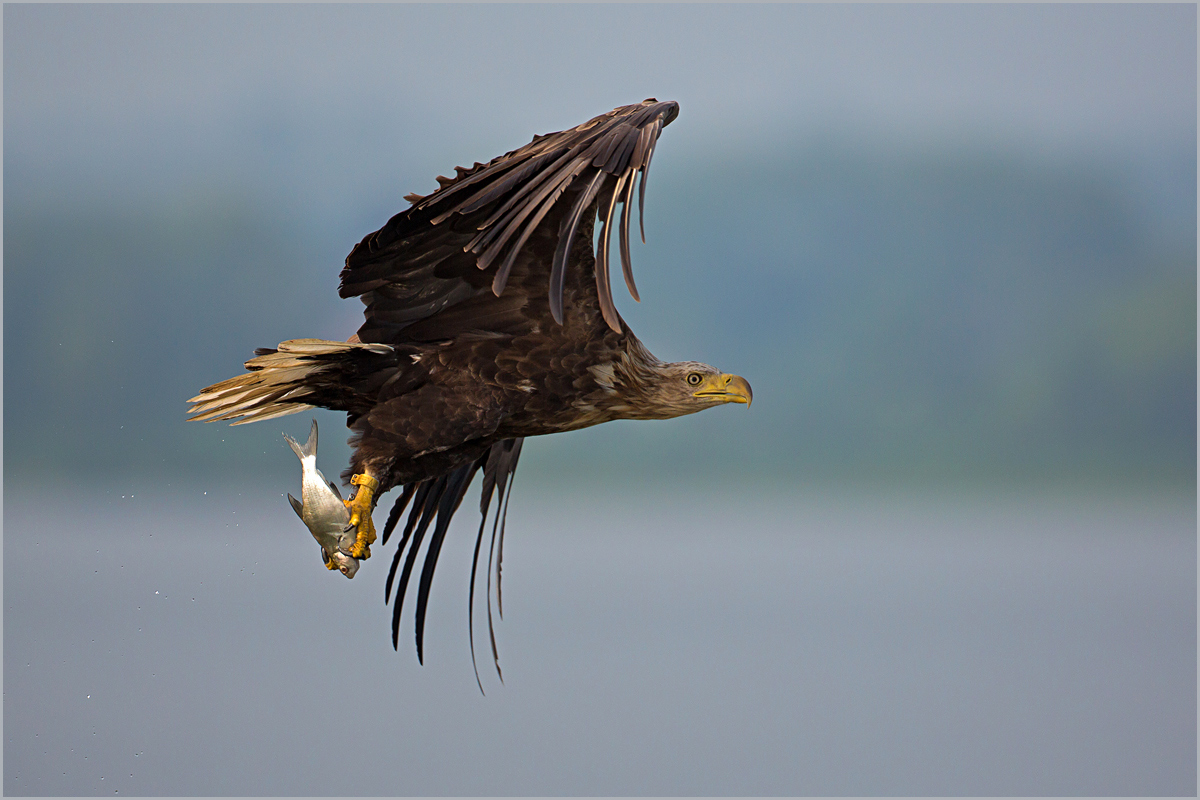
[693,373,753,406]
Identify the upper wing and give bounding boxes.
[339,99,679,340]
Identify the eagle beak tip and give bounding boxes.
[705,374,751,407]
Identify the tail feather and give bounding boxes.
[188,338,395,425]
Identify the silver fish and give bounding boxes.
[283,419,359,578]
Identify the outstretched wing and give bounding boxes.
[339,99,679,339]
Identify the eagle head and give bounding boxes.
[617,360,752,420]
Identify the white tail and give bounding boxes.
[187,338,393,425]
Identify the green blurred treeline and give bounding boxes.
[4,141,1194,489]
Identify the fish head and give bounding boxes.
[329,550,359,579]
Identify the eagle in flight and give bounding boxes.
[189,99,752,684]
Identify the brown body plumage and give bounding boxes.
[189,100,751,683]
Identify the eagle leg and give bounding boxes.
[345,473,380,559]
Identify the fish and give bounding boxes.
[283,419,360,578]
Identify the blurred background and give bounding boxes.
[4,4,1195,796]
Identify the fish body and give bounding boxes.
[284,420,359,578]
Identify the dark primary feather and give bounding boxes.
[477,438,522,688]
[550,169,607,325]
[380,438,524,682]
[384,480,439,649]
[413,462,476,664]
[339,99,679,339]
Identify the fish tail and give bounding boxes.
[283,419,318,462]
[303,418,318,458]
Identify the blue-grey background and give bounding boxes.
[4,4,1196,796]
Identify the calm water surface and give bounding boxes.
[5,484,1195,795]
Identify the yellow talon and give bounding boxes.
[345,473,379,559]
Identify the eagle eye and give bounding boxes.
[686,372,703,387]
